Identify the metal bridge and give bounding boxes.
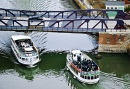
[0,8,130,33]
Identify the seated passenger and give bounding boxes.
[77,55,81,63]
[87,67,91,72]
[72,60,77,65]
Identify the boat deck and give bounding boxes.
[18,46,38,57]
[15,39,38,57]
[67,53,99,72]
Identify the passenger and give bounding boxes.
[91,65,95,71]
[87,66,91,72]
[72,60,77,65]
[77,61,81,69]
[94,65,98,70]
[21,42,25,47]
[87,60,91,64]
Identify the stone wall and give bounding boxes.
[98,32,130,53]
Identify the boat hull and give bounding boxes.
[11,44,40,67]
[66,62,99,84]
[66,50,100,84]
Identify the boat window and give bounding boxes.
[22,58,25,60]
[73,54,76,57]
[118,38,121,43]
[95,75,97,79]
[26,53,32,56]
[81,75,83,78]
[88,76,90,80]
[83,75,85,79]
[97,75,99,78]
[91,76,93,80]
[86,76,88,79]
[106,38,110,43]
[85,76,87,79]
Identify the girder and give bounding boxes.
[0,17,126,31]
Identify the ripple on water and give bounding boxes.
[1,0,74,11]
[100,71,130,89]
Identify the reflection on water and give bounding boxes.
[15,64,40,80]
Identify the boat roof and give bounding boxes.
[71,50,82,54]
[11,35,31,41]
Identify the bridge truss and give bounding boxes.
[0,8,129,33]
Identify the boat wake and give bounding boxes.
[64,70,130,89]
[100,71,130,89]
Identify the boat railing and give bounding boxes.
[13,41,21,57]
[80,70,100,76]
[33,44,38,53]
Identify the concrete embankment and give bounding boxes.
[74,0,91,9]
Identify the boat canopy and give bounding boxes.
[11,35,31,41]
[71,50,82,54]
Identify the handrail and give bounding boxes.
[0,25,129,32]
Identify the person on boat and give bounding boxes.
[81,58,89,71]
[91,61,98,71]
[72,54,78,65]
[77,54,82,68]
[87,60,93,72]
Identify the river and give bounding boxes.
[0,0,130,89]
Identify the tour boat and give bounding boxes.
[11,35,40,67]
[66,50,100,84]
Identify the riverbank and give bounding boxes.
[86,0,106,9]
[98,32,130,53]
[73,0,105,9]
[73,0,91,9]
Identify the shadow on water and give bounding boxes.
[15,64,40,80]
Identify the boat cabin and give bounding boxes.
[15,39,34,57]
[71,50,98,72]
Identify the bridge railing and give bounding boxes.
[106,29,128,32]
[0,26,27,31]
[0,25,129,33]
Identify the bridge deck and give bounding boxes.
[0,8,130,32]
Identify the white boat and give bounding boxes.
[66,50,100,84]
[11,35,40,67]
